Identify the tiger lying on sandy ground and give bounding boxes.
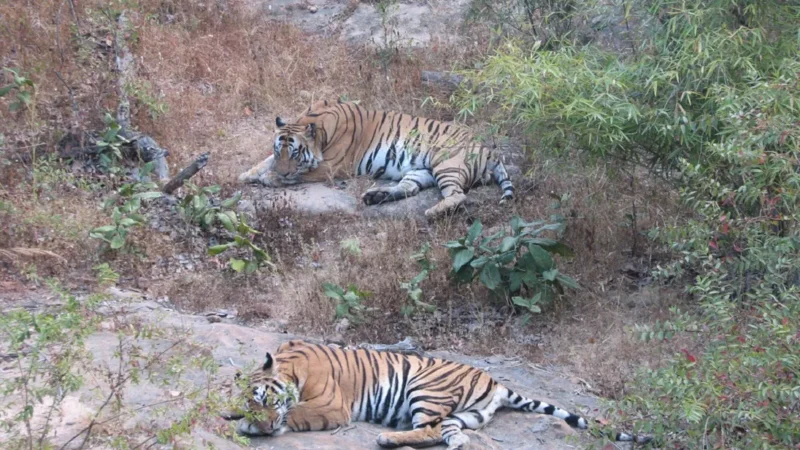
[221,340,650,449]
[237,100,515,218]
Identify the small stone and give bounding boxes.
[207,315,221,323]
[308,5,318,13]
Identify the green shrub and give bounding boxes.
[446,217,580,318]
[90,162,163,252]
[322,283,371,324]
[460,0,800,446]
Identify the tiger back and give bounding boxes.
[237,100,515,218]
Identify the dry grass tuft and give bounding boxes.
[0,247,67,263]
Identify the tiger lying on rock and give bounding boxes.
[237,100,515,218]
[220,340,650,449]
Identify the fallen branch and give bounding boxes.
[161,153,209,195]
[421,70,467,91]
[356,337,424,356]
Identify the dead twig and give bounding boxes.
[161,153,210,195]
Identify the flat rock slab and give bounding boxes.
[250,0,471,48]
[1,293,614,449]
[240,180,506,221]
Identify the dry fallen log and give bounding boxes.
[356,337,424,356]
[421,70,467,91]
[161,153,209,195]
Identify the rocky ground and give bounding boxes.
[0,288,611,449]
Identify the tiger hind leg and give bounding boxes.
[490,160,514,204]
[375,423,443,449]
[424,168,468,218]
[362,169,436,206]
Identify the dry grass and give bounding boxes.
[0,0,687,399]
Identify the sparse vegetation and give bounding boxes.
[8,0,797,447]
[399,243,437,317]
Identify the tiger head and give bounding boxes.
[221,351,299,436]
[271,116,322,183]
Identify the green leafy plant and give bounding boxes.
[399,243,437,317]
[446,217,580,317]
[90,163,163,251]
[206,218,271,275]
[178,182,242,231]
[93,263,120,288]
[322,283,370,323]
[0,67,35,113]
[95,113,131,174]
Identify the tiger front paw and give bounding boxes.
[376,433,402,448]
[362,188,393,205]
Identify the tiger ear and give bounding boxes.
[263,352,274,371]
[304,123,316,139]
[276,117,287,128]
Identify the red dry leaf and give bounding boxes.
[681,348,697,363]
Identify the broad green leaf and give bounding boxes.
[323,283,345,299]
[92,225,117,234]
[509,271,522,292]
[204,210,216,227]
[500,236,519,253]
[444,241,465,249]
[526,238,575,257]
[480,231,503,247]
[343,291,360,304]
[217,213,235,232]
[0,85,13,97]
[479,261,501,291]
[16,91,31,106]
[230,259,246,272]
[452,248,475,272]
[221,191,242,209]
[335,303,349,319]
[556,273,582,290]
[252,247,270,263]
[496,251,516,265]
[110,234,125,249]
[119,218,139,227]
[208,244,232,256]
[466,220,483,243]
[470,256,489,268]
[511,296,530,308]
[543,269,559,281]
[521,270,540,288]
[528,244,554,272]
[410,270,428,286]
